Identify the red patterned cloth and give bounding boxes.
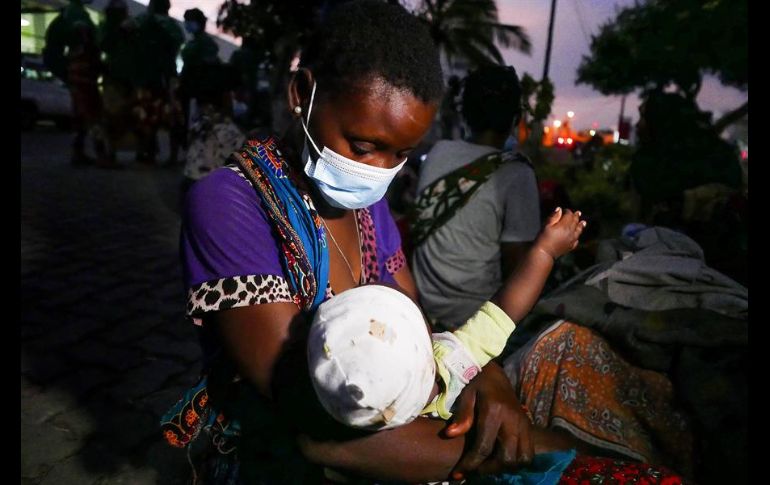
[559,455,690,485]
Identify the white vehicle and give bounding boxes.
[21,55,72,130]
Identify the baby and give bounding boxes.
[308,207,585,430]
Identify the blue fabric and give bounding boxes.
[248,140,330,311]
[470,450,577,485]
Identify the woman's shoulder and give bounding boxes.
[494,153,536,179]
[187,166,255,205]
[184,165,272,233]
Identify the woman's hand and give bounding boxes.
[443,361,534,479]
[534,207,586,260]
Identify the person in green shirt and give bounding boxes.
[43,0,112,166]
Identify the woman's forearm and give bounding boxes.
[298,416,465,483]
[269,329,465,483]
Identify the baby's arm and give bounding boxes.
[491,207,585,323]
[424,302,515,419]
[424,207,585,419]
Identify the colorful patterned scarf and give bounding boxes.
[230,136,329,311]
[411,150,530,247]
[161,137,329,455]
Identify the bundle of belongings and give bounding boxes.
[502,226,747,485]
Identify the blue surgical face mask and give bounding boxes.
[184,21,201,34]
[300,82,406,210]
[232,99,248,119]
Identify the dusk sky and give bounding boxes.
[138,0,748,131]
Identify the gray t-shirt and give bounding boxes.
[412,140,541,328]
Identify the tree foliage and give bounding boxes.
[520,73,554,124]
[216,0,329,71]
[413,0,531,68]
[576,0,747,99]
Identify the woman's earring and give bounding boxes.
[293,106,302,115]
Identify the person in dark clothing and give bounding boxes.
[228,37,263,129]
[98,0,137,164]
[177,7,221,159]
[131,0,185,164]
[43,0,113,167]
[629,91,746,284]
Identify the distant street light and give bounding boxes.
[553,120,562,128]
[567,111,574,118]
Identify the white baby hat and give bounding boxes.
[308,285,436,430]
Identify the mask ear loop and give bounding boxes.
[300,82,323,157]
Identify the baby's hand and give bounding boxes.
[534,207,586,260]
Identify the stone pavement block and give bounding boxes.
[21,418,85,480]
[68,303,137,325]
[97,316,165,345]
[64,340,146,372]
[39,455,105,485]
[66,439,126,480]
[26,317,108,353]
[134,383,191,418]
[94,466,160,485]
[103,361,187,405]
[156,320,198,342]
[22,350,74,385]
[22,322,47,341]
[133,334,201,362]
[54,367,115,400]
[91,409,158,452]
[47,260,101,278]
[155,282,186,301]
[141,440,192,485]
[65,270,114,289]
[21,377,81,424]
[21,276,73,296]
[45,266,101,287]
[98,283,148,301]
[43,286,99,309]
[92,292,151,313]
[48,406,100,440]
[21,261,45,279]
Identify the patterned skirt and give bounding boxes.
[511,320,695,479]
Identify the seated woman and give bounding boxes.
[412,65,541,330]
[160,2,692,483]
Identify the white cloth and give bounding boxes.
[307,285,436,430]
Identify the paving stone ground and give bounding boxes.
[22,128,198,484]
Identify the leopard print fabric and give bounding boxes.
[187,274,294,325]
[386,247,406,275]
[357,207,379,283]
[187,166,401,318]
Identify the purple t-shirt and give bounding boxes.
[180,166,406,325]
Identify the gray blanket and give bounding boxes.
[502,227,747,485]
